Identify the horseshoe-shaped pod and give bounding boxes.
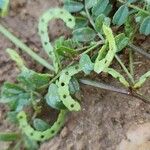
[17,110,67,141]
[38,8,75,73]
[58,64,82,111]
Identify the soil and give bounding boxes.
[0,0,150,150]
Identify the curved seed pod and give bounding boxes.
[134,71,150,88]
[58,64,82,111]
[94,24,117,74]
[38,8,75,73]
[17,110,67,141]
[104,68,130,87]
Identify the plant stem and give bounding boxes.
[129,49,134,77]
[115,54,135,84]
[82,41,103,55]
[85,6,105,42]
[117,0,150,15]
[128,43,150,59]
[80,79,130,94]
[80,79,150,104]
[0,24,55,72]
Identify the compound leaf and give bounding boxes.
[113,5,129,26]
[115,33,129,52]
[33,119,50,131]
[73,27,96,42]
[64,0,84,13]
[45,83,66,110]
[79,54,94,74]
[92,0,109,17]
[140,16,150,35]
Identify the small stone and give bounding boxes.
[60,127,68,138]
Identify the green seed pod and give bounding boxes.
[58,64,82,111]
[38,8,75,73]
[17,110,67,141]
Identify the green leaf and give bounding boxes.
[0,132,19,141]
[69,77,80,95]
[0,82,30,104]
[73,27,96,42]
[79,54,94,74]
[85,0,97,9]
[140,16,150,35]
[115,33,129,52]
[92,0,109,17]
[33,118,50,131]
[55,37,79,56]
[45,83,66,110]
[75,17,88,29]
[113,5,129,26]
[103,4,112,16]
[17,68,51,91]
[95,14,111,33]
[64,0,84,13]
[125,16,134,39]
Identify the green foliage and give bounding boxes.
[64,0,84,13]
[79,54,94,74]
[115,33,129,52]
[73,27,96,42]
[92,0,109,17]
[45,83,65,110]
[69,77,80,95]
[113,5,129,26]
[33,119,50,131]
[140,16,150,35]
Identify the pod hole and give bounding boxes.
[61,82,65,86]
[30,132,33,136]
[60,11,64,14]
[51,130,55,134]
[49,51,52,55]
[63,95,67,98]
[65,71,69,75]
[75,66,79,70]
[68,18,72,22]
[70,104,74,108]
[44,42,48,45]
[57,122,61,125]
[41,30,44,34]
[41,135,45,139]
[19,116,23,119]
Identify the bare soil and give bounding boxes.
[0,0,150,150]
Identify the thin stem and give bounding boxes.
[128,43,150,59]
[115,55,135,84]
[82,41,103,55]
[80,79,150,104]
[117,0,150,15]
[0,24,55,72]
[85,6,105,42]
[129,49,134,77]
[80,79,130,95]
